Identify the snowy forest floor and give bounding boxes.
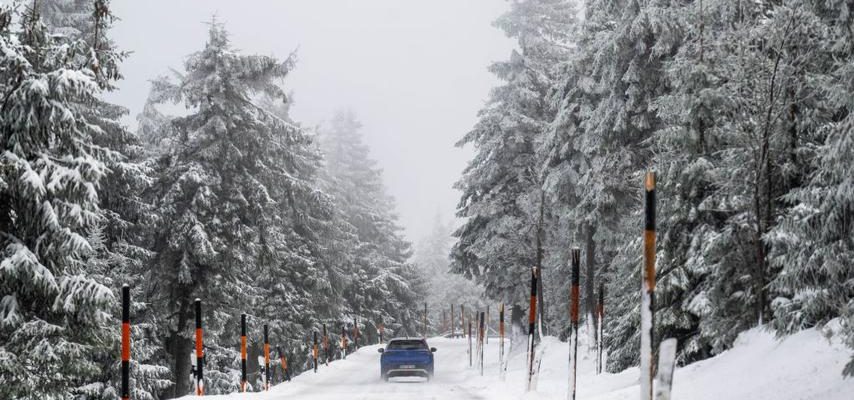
[178,323,853,400]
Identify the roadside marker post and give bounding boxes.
[264,324,270,390]
[194,299,204,396]
[597,283,605,374]
[641,171,657,400]
[121,285,130,400]
[240,314,247,391]
[568,248,581,400]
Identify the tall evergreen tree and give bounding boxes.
[141,21,332,396]
[452,0,578,333]
[0,3,114,398]
[318,110,425,338]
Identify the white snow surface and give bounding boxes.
[177,324,853,400]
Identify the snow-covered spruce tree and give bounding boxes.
[415,212,486,333]
[39,1,169,397]
[253,94,342,380]
[452,0,578,334]
[766,0,854,376]
[0,3,114,399]
[141,21,333,396]
[645,0,740,364]
[546,0,681,369]
[318,110,425,339]
[680,0,845,355]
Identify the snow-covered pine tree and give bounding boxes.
[141,21,330,396]
[0,3,113,398]
[545,0,682,366]
[765,0,854,376]
[318,110,425,339]
[415,212,486,330]
[646,0,737,365]
[679,0,846,355]
[452,0,578,333]
[253,94,342,380]
[38,1,169,398]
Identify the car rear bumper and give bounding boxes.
[385,368,432,378]
[382,363,433,378]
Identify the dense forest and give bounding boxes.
[1,0,853,399]
[453,0,853,378]
[0,1,425,399]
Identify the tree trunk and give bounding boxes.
[535,189,547,337]
[510,303,526,351]
[167,297,192,398]
[584,224,597,346]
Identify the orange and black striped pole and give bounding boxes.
[121,285,130,400]
[194,299,203,396]
[569,248,581,400]
[526,267,538,391]
[263,324,270,390]
[641,171,656,400]
[597,282,605,374]
[240,314,247,392]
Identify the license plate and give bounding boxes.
[399,365,415,369]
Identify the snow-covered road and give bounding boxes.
[237,337,500,400]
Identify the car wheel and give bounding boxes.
[383,374,389,382]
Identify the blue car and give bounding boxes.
[378,338,436,381]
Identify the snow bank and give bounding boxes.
[511,323,854,400]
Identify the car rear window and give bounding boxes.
[387,340,428,350]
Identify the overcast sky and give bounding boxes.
[103,0,514,242]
